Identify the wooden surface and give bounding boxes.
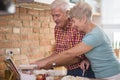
[54,76,106,80]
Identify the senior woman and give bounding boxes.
[33,2,120,79]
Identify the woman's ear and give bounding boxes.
[66,10,70,17]
[81,16,87,24]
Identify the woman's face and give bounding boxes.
[71,17,83,31]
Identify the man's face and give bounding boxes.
[51,7,68,28]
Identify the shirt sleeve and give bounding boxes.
[82,33,103,48]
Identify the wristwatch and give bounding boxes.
[52,62,56,66]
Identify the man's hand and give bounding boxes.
[79,59,90,70]
[31,59,48,69]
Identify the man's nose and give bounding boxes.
[53,17,57,21]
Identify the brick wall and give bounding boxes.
[0,6,55,78]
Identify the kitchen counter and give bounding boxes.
[53,76,106,80]
[19,69,106,80]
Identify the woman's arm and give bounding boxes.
[35,42,93,69]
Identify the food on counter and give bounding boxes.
[19,64,37,70]
[61,75,90,80]
[46,76,54,80]
[36,74,46,80]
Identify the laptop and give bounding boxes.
[4,58,36,80]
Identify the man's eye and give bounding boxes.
[56,15,60,17]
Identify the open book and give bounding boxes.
[4,58,36,80]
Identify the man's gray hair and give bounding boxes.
[51,0,70,12]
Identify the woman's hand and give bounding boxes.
[79,59,90,70]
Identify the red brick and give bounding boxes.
[30,41,40,47]
[45,34,54,39]
[0,62,6,70]
[27,47,40,54]
[6,34,20,41]
[0,15,13,20]
[44,46,52,52]
[32,16,40,21]
[40,28,44,33]
[4,15,14,19]
[49,23,55,28]
[22,21,30,27]
[0,16,6,20]
[13,55,28,61]
[29,59,39,63]
[43,28,50,34]
[14,20,22,27]
[8,20,22,27]
[0,34,6,41]
[13,14,20,20]
[13,55,29,65]
[50,28,54,34]
[0,27,12,33]
[40,16,50,22]
[21,41,39,47]
[44,10,51,16]
[27,33,39,40]
[21,48,28,54]
[40,39,51,46]
[15,7,20,14]
[50,16,54,22]
[19,15,32,20]
[21,34,28,41]
[0,6,58,68]
[0,20,8,26]
[41,22,49,28]
[19,7,27,14]
[33,27,40,33]
[39,34,53,40]
[28,9,39,15]
[30,21,40,27]
[0,56,5,61]
[39,46,46,54]
[39,10,45,16]
[0,49,5,56]
[39,34,44,39]
[12,41,21,48]
[34,53,44,58]
[28,53,44,60]
[21,28,32,34]
[0,42,12,48]
[22,41,30,47]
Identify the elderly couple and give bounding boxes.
[32,0,120,79]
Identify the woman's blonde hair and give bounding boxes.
[50,0,70,12]
[70,2,93,21]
